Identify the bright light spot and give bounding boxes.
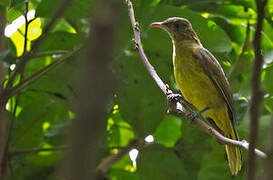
[145,135,154,143]
[27,10,35,21]
[129,148,139,167]
[68,111,75,119]
[52,54,62,58]
[43,122,51,132]
[5,16,25,37]
[112,104,119,114]
[113,104,119,110]
[4,10,36,37]
[10,64,16,71]
[176,102,183,111]
[201,12,209,18]
[38,143,53,156]
[5,103,10,111]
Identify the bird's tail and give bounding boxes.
[225,132,242,175]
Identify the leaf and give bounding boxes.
[38,31,82,51]
[197,140,242,180]
[113,53,166,137]
[36,0,93,21]
[137,144,188,179]
[107,110,135,147]
[263,65,273,95]
[109,169,138,180]
[153,115,182,147]
[11,93,69,148]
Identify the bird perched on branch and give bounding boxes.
[151,17,242,175]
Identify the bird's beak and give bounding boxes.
[150,22,165,28]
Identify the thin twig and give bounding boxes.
[23,0,29,56]
[4,97,19,156]
[3,45,82,100]
[95,140,139,175]
[8,146,68,157]
[248,0,268,180]
[126,0,167,94]
[125,0,267,158]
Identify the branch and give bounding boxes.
[95,139,150,178]
[2,45,82,100]
[125,0,167,94]
[4,97,19,157]
[95,140,139,176]
[8,146,68,158]
[125,0,267,158]
[248,0,268,180]
[23,0,29,56]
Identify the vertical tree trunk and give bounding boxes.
[0,10,7,180]
[62,0,120,179]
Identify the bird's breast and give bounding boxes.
[173,46,223,111]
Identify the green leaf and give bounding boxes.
[109,169,138,180]
[153,115,182,147]
[197,140,242,180]
[114,53,166,137]
[7,7,22,23]
[137,144,188,179]
[263,65,273,95]
[38,31,82,51]
[107,110,135,147]
[36,0,93,21]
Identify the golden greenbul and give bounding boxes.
[151,17,242,175]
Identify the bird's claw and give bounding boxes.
[167,93,182,102]
[187,106,210,123]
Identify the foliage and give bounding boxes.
[1,0,273,179]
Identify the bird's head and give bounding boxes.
[150,17,200,43]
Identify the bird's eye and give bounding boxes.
[174,23,179,29]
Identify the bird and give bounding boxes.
[150,17,242,175]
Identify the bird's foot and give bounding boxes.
[167,93,182,102]
[187,107,210,123]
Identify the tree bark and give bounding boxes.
[0,10,7,180]
[62,0,120,179]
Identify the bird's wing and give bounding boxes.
[193,47,236,127]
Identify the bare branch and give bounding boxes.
[125,0,167,94]
[8,146,68,157]
[23,0,29,56]
[248,0,268,179]
[7,45,82,98]
[95,140,139,175]
[125,0,267,159]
